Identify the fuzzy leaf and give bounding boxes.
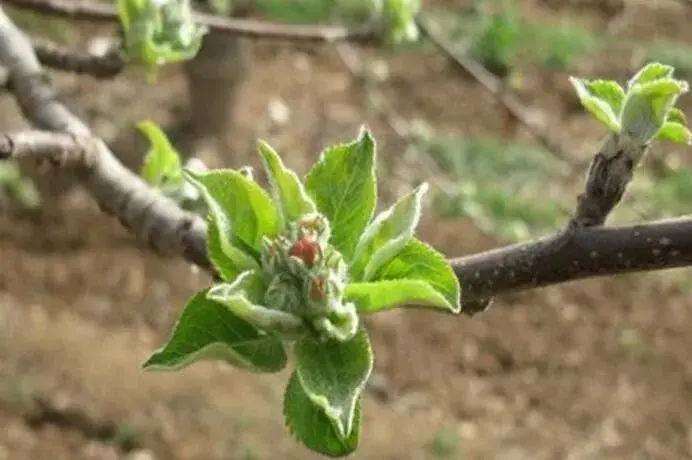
[627,62,674,90]
[258,140,316,229]
[143,290,287,373]
[207,271,305,337]
[345,278,454,313]
[369,238,461,313]
[583,79,625,114]
[184,168,279,254]
[656,121,692,145]
[295,328,373,440]
[667,107,688,126]
[621,78,689,143]
[350,182,428,281]
[283,371,361,457]
[304,127,377,260]
[569,77,621,132]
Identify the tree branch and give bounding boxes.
[31,36,124,78]
[1,6,690,318]
[5,0,377,43]
[0,6,212,271]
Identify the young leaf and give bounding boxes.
[568,77,621,132]
[184,168,279,253]
[583,80,625,114]
[258,140,316,229]
[344,279,455,313]
[138,120,182,186]
[621,78,689,143]
[284,371,361,457]
[206,217,260,282]
[304,127,377,260]
[350,182,428,281]
[667,107,688,126]
[656,121,692,145]
[627,62,674,90]
[207,271,306,338]
[369,238,461,314]
[295,327,373,440]
[143,290,287,373]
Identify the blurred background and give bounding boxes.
[1,0,692,458]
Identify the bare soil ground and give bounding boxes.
[2,1,692,459]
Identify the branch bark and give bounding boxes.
[5,0,377,43]
[1,6,691,318]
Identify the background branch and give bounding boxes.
[5,0,377,43]
[31,35,123,78]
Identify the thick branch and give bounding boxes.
[31,36,124,78]
[5,0,376,43]
[2,6,691,318]
[0,6,211,270]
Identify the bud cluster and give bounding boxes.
[260,213,358,341]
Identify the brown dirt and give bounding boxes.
[2,1,692,459]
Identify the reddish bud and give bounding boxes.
[309,275,327,301]
[289,238,321,268]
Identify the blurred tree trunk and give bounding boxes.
[176,0,252,168]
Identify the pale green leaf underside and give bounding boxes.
[206,271,305,337]
[351,182,428,281]
[206,217,259,282]
[370,238,461,313]
[295,328,373,440]
[258,140,316,229]
[304,127,377,260]
[143,290,287,373]
[283,371,361,457]
[345,278,454,313]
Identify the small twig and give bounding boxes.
[415,13,578,167]
[31,36,124,78]
[5,0,378,43]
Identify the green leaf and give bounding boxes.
[138,120,182,186]
[583,79,625,114]
[568,77,621,132]
[667,107,688,126]
[295,327,373,440]
[207,271,306,338]
[304,127,377,260]
[345,278,455,313]
[143,290,287,373]
[350,182,428,281]
[184,168,279,252]
[369,238,461,314]
[206,216,260,283]
[627,62,674,90]
[283,371,361,457]
[621,78,689,143]
[258,140,316,229]
[656,121,692,145]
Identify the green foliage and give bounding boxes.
[465,0,595,75]
[413,127,566,241]
[0,161,41,209]
[144,126,461,456]
[570,62,691,145]
[117,0,206,81]
[137,121,207,212]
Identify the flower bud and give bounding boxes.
[289,238,321,268]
